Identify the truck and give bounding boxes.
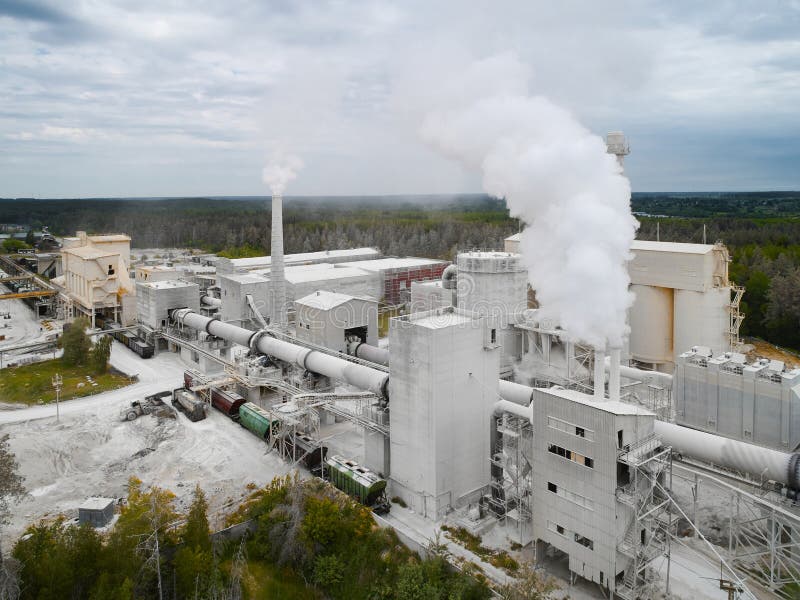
[120,391,173,421]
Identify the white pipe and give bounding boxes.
[493,399,532,422]
[609,347,621,402]
[200,295,222,308]
[173,309,389,397]
[655,421,799,488]
[604,358,673,389]
[593,348,607,400]
[347,340,389,366]
[498,379,535,406]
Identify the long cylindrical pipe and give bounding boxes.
[593,348,606,400]
[348,341,389,366]
[173,309,389,397]
[200,295,222,308]
[608,347,621,402]
[655,421,800,489]
[498,379,535,406]
[271,193,287,328]
[493,378,800,489]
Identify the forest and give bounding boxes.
[1,192,799,350]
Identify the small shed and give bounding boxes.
[78,497,115,527]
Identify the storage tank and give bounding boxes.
[673,287,730,358]
[628,284,673,365]
[456,251,528,373]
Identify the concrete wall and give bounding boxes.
[136,280,200,329]
[295,293,378,353]
[389,307,500,520]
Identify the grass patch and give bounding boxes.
[240,560,321,600]
[441,525,519,574]
[0,359,131,404]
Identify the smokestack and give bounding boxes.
[606,131,630,171]
[593,347,607,401]
[270,193,287,329]
[608,347,621,402]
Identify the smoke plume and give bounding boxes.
[420,54,638,349]
[262,153,304,195]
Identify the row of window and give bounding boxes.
[548,416,593,441]
[546,481,594,511]
[547,521,595,551]
[548,444,594,468]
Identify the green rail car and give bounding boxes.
[325,455,388,511]
[238,402,276,440]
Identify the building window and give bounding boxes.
[491,328,497,344]
[575,534,594,550]
[556,524,565,536]
[547,482,557,493]
[576,426,585,438]
[548,444,594,469]
[547,416,594,441]
[547,481,594,510]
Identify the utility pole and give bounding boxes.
[52,373,62,422]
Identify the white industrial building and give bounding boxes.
[216,247,381,274]
[136,279,200,330]
[388,306,500,520]
[54,231,136,326]
[410,280,452,312]
[295,291,378,354]
[218,273,270,328]
[135,264,180,283]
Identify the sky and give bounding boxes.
[1,0,799,198]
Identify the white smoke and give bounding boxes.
[261,153,304,195]
[420,54,638,349]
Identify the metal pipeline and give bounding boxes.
[347,340,389,366]
[172,309,389,397]
[493,378,800,490]
[655,421,800,489]
[200,295,222,308]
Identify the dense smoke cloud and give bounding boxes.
[262,153,304,195]
[420,54,639,348]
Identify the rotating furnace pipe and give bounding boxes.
[172,309,389,397]
[654,421,800,490]
[494,379,800,490]
[200,295,222,308]
[346,339,389,366]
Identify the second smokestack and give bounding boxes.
[270,193,287,329]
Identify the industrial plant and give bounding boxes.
[2,135,799,600]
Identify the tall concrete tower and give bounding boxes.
[606,131,630,171]
[270,193,287,328]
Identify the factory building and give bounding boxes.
[506,233,742,372]
[530,386,661,596]
[216,247,381,274]
[285,264,380,305]
[295,291,378,353]
[218,273,270,328]
[342,257,449,305]
[136,279,200,330]
[410,280,452,312]
[456,251,528,376]
[388,306,500,519]
[54,232,136,326]
[674,347,800,451]
[135,264,179,282]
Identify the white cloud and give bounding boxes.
[0,0,798,196]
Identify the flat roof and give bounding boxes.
[139,279,196,289]
[505,233,521,242]
[286,266,372,284]
[88,234,131,242]
[63,245,118,259]
[219,273,269,285]
[539,386,655,416]
[227,247,380,268]
[342,257,446,271]
[630,240,714,255]
[80,497,115,511]
[296,290,358,310]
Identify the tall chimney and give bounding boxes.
[270,193,287,329]
[593,347,607,401]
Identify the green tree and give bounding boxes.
[89,334,112,375]
[0,433,26,599]
[174,485,213,598]
[1,239,30,254]
[182,485,211,553]
[61,317,91,367]
[24,230,34,246]
[498,562,559,600]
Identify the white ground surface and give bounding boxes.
[1,341,294,546]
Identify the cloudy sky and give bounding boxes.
[1,0,798,197]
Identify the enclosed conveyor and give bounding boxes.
[171,309,389,397]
